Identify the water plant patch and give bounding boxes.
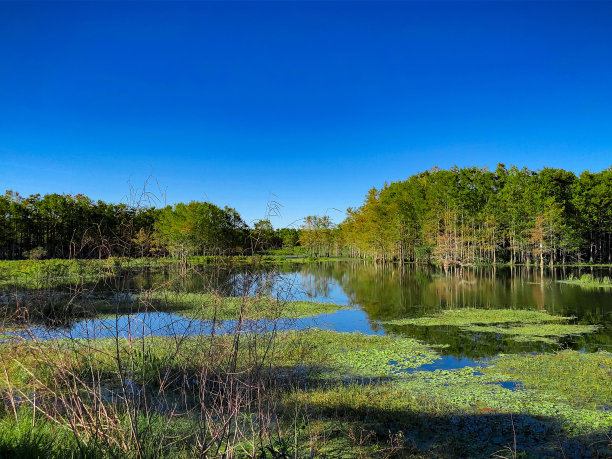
[461,323,601,344]
[384,308,573,327]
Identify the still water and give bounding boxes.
[15,262,612,358]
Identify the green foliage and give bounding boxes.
[560,272,612,287]
[154,201,248,258]
[298,215,340,257]
[0,191,300,260]
[24,246,47,260]
[337,165,612,265]
[0,190,161,260]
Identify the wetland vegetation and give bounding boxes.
[0,259,610,457]
[1,166,612,456]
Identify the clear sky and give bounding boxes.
[1,1,612,227]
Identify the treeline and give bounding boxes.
[5,164,612,265]
[0,191,299,260]
[325,165,612,266]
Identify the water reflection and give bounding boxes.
[10,308,381,341]
[10,262,612,358]
[297,263,612,356]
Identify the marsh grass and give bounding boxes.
[0,258,119,289]
[0,256,324,458]
[141,290,345,320]
[559,273,612,288]
[0,252,611,456]
[0,254,350,290]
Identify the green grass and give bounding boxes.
[0,288,346,326]
[0,411,76,458]
[0,259,115,289]
[0,329,442,390]
[558,273,612,288]
[1,329,610,458]
[141,290,345,320]
[0,255,354,289]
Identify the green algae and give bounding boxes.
[383,308,599,344]
[384,308,572,327]
[286,349,612,455]
[287,365,611,457]
[273,329,443,377]
[462,323,601,343]
[481,350,612,410]
[397,367,611,434]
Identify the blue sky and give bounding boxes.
[1,1,612,227]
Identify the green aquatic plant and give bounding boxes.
[384,308,599,345]
[558,273,612,288]
[481,350,612,410]
[462,323,601,344]
[285,353,612,457]
[296,329,442,376]
[1,326,610,458]
[140,290,345,319]
[384,308,572,327]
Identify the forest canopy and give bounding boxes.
[3,164,612,265]
[0,192,296,259]
[335,164,612,266]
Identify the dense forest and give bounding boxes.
[0,191,298,260]
[331,165,612,266]
[3,165,612,266]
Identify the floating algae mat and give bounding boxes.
[384,308,599,344]
[482,350,612,411]
[396,353,612,435]
[461,323,601,344]
[277,329,444,377]
[384,308,572,326]
[288,349,612,457]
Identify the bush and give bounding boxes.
[24,247,47,260]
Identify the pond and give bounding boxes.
[7,262,612,359]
